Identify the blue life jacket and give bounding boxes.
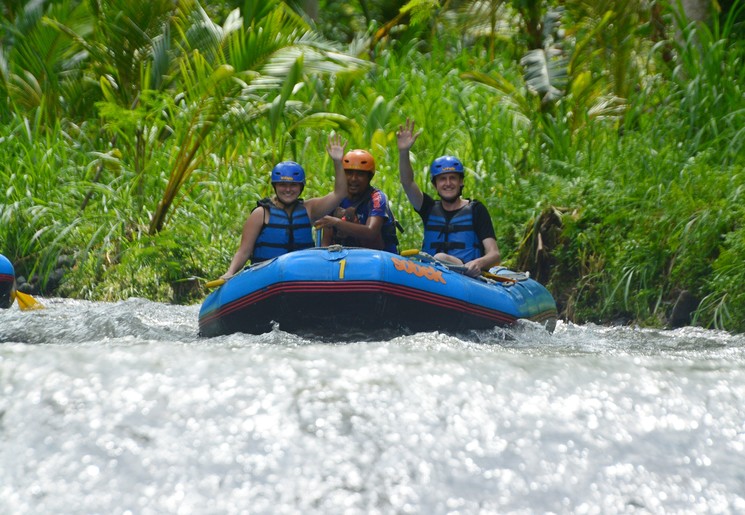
[252,198,313,263]
[422,201,484,262]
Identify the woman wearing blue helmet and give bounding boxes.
[396,118,501,277]
[222,134,347,278]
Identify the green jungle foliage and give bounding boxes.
[1,0,744,331]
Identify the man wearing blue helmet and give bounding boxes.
[222,134,347,278]
[396,118,501,278]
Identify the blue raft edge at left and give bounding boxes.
[0,254,16,309]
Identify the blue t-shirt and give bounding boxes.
[334,187,398,253]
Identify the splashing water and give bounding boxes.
[2,299,744,513]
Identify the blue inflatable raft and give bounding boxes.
[199,246,557,338]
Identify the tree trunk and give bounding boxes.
[680,0,710,23]
[302,0,319,21]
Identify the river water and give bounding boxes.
[1,298,744,514]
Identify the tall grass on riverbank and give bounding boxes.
[2,1,745,331]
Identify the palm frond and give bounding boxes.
[519,6,568,106]
[520,46,567,104]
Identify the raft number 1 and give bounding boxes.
[338,259,346,279]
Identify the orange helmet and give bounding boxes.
[342,149,375,176]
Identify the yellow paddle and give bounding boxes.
[15,290,44,310]
[180,276,226,291]
[205,278,226,289]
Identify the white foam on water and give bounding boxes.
[2,299,744,513]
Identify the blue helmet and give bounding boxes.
[0,254,13,277]
[0,254,15,309]
[271,161,306,184]
[430,155,464,183]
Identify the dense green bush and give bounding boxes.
[2,0,744,330]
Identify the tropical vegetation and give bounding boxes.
[1,0,744,331]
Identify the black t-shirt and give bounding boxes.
[417,193,496,242]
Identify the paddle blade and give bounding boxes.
[481,272,516,284]
[16,291,44,310]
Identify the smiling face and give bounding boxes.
[345,169,372,199]
[273,181,304,205]
[433,172,464,203]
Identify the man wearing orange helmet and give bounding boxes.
[396,118,501,278]
[315,148,400,253]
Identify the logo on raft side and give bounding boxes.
[390,257,446,284]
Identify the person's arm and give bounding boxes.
[222,207,265,278]
[306,133,347,221]
[463,202,501,276]
[464,237,501,277]
[396,118,424,211]
[316,190,392,249]
[316,214,385,249]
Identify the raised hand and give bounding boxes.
[326,133,347,161]
[397,118,421,151]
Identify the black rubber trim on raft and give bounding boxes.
[200,280,521,327]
